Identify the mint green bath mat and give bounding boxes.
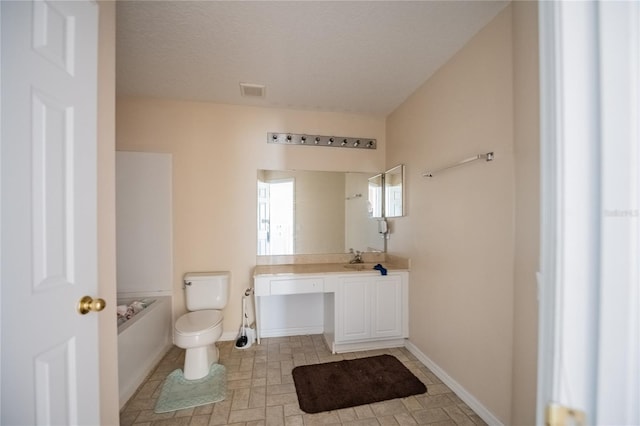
[154,364,227,413]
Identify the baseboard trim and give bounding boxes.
[255,326,324,339]
[404,340,504,426]
[329,337,407,354]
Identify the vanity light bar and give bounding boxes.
[267,132,376,150]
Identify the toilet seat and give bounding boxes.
[175,310,223,336]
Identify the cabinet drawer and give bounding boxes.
[270,278,324,295]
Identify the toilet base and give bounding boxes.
[183,344,219,380]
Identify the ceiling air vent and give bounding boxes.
[239,83,265,98]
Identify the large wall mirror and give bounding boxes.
[257,170,386,255]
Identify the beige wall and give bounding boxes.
[386,6,517,423]
[116,99,386,330]
[511,2,539,424]
[97,0,119,423]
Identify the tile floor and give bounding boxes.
[120,335,487,426]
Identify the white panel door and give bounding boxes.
[1,1,100,425]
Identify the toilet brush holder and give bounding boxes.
[235,326,253,350]
[235,295,252,349]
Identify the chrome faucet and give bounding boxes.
[349,248,364,264]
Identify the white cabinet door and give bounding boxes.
[338,276,371,341]
[337,273,404,343]
[371,275,403,338]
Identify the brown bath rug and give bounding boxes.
[292,354,426,414]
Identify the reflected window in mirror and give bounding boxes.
[384,165,405,218]
[257,178,294,255]
[368,174,383,218]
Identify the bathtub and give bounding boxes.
[117,295,172,408]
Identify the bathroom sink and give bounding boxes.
[343,263,377,271]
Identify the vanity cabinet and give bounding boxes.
[253,268,409,353]
[332,272,407,353]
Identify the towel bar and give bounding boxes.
[422,152,494,178]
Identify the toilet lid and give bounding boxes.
[175,310,223,335]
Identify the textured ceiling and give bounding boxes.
[116,1,509,116]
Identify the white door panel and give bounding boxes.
[1,1,100,424]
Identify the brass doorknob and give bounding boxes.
[77,296,107,315]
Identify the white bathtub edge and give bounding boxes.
[119,344,172,409]
[118,294,173,409]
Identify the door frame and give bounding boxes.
[0,2,4,418]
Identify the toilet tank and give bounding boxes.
[183,271,230,311]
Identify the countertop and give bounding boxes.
[253,262,409,277]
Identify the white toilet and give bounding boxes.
[174,271,229,380]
